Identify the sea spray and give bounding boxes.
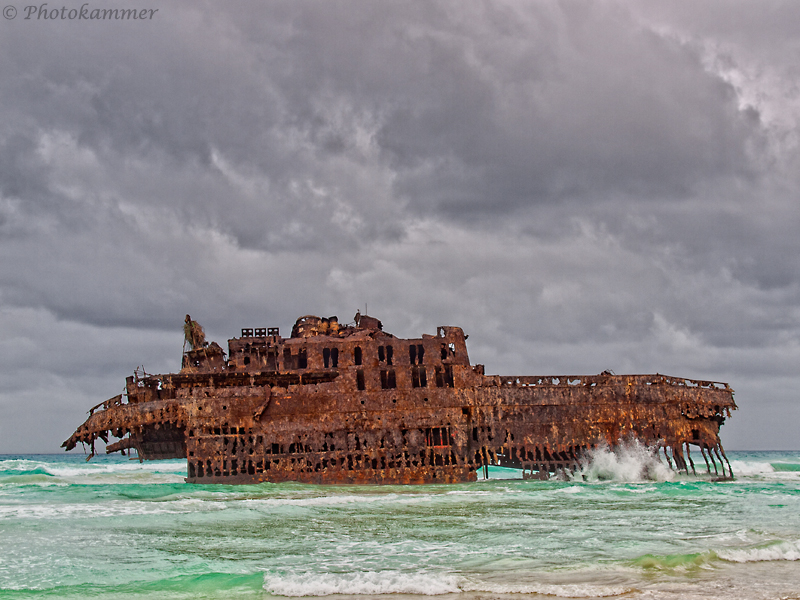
[577,439,675,482]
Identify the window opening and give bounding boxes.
[425,427,451,448]
[283,348,293,370]
[444,364,454,387]
[357,369,366,391]
[380,370,397,389]
[412,366,427,388]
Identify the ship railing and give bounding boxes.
[87,393,126,415]
[133,365,152,385]
[497,374,730,390]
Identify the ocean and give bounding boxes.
[1,447,799,600]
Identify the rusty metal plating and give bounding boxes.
[63,313,737,483]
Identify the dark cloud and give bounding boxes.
[0,0,798,451]
[368,3,762,217]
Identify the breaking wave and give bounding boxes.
[576,440,675,483]
[729,460,775,477]
[263,571,632,598]
[717,539,800,563]
[0,457,186,485]
[630,551,716,571]
[263,571,461,596]
[629,539,800,571]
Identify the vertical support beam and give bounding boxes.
[661,446,673,470]
[700,446,712,475]
[685,442,696,476]
[712,446,726,478]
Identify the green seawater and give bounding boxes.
[1,450,799,600]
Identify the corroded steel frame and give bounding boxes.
[63,315,737,483]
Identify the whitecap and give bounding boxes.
[729,460,776,477]
[241,493,397,508]
[0,496,216,520]
[263,570,461,596]
[717,539,800,563]
[263,570,636,598]
[44,460,187,478]
[554,485,584,494]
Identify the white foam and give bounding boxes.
[263,571,461,596]
[577,440,675,483]
[717,539,800,563]
[0,496,223,520]
[0,458,189,488]
[461,580,633,598]
[445,489,495,496]
[554,485,584,494]
[0,459,47,471]
[241,493,399,508]
[237,491,452,510]
[263,571,633,598]
[44,460,186,478]
[1,459,187,485]
[0,458,186,478]
[728,460,776,477]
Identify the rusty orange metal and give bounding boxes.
[63,313,737,483]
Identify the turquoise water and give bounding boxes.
[1,449,799,599]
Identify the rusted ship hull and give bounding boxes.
[63,315,736,483]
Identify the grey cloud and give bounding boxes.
[369,3,761,217]
[0,0,798,451]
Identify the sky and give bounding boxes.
[1,0,798,453]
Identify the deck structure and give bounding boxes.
[63,313,737,483]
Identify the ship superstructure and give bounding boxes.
[63,313,737,483]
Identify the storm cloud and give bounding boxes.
[1,0,798,452]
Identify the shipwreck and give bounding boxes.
[63,312,737,483]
